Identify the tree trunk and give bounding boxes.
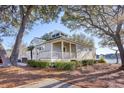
[10,20,26,66]
[115,50,119,64]
[114,35,124,69]
[10,6,33,66]
[0,43,10,67]
[31,50,33,60]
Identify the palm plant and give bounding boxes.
[27,45,34,60]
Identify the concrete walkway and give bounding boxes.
[0,62,27,67]
[16,79,80,88]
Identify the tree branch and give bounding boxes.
[116,22,123,34]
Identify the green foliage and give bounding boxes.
[54,61,76,70]
[27,60,77,70]
[27,45,34,51]
[80,60,97,66]
[70,33,94,47]
[0,5,62,65]
[98,57,107,63]
[71,60,81,67]
[27,59,98,70]
[0,5,61,31]
[61,6,124,49]
[27,60,50,68]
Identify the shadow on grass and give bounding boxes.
[0,66,123,88]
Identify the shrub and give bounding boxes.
[98,57,107,63]
[49,62,56,68]
[54,61,76,70]
[80,60,97,66]
[27,60,50,68]
[27,60,36,67]
[71,60,81,67]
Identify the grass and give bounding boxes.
[0,63,122,88]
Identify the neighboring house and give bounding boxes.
[25,31,96,62]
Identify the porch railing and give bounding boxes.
[52,52,77,59]
[32,51,77,60]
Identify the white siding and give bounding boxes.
[53,42,61,52]
[23,42,96,61]
[32,43,52,60]
[76,44,96,60]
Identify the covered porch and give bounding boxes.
[51,41,77,60]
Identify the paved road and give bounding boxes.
[17,79,80,88]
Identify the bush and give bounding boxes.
[54,61,76,70]
[98,57,107,63]
[71,60,81,67]
[27,60,50,68]
[80,60,97,66]
[49,62,56,68]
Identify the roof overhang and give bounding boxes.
[35,37,94,49]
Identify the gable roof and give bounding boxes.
[30,37,46,46]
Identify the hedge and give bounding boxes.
[80,60,97,66]
[27,59,98,70]
[71,60,81,67]
[27,60,50,68]
[54,61,76,70]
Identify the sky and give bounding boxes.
[2,20,115,55]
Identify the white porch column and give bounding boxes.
[51,43,53,61]
[69,43,72,59]
[75,44,77,60]
[61,41,64,59]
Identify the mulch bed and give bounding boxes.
[0,63,124,88]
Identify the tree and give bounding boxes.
[0,5,61,65]
[99,37,120,64]
[0,43,10,66]
[62,5,124,69]
[70,33,94,47]
[27,45,34,60]
[111,49,119,64]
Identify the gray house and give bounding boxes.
[24,31,96,62]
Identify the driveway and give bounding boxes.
[16,78,80,88]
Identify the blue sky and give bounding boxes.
[2,21,115,55]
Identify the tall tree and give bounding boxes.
[0,5,61,65]
[99,36,120,64]
[62,5,124,69]
[0,43,9,66]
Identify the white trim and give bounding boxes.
[61,41,64,59]
[69,42,72,58]
[51,43,53,61]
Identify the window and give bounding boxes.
[84,49,87,51]
[56,33,59,37]
[52,35,56,38]
[89,48,92,51]
[0,56,3,63]
[40,45,45,50]
[37,45,45,51]
[63,47,66,52]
